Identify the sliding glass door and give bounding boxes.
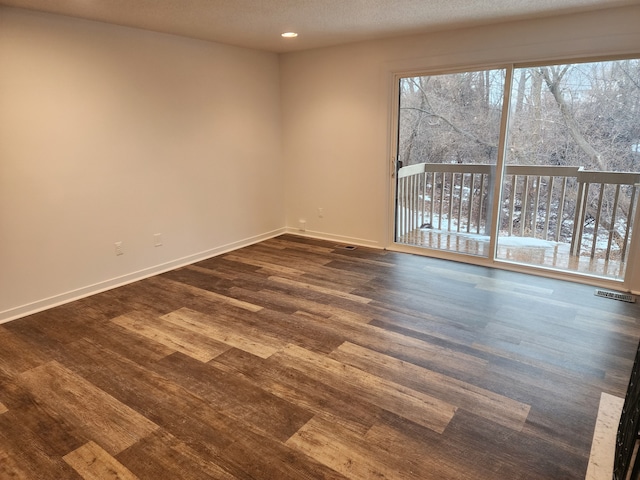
[394,58,640,282]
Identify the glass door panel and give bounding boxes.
[496,60,640,280]
[395,69,506,258]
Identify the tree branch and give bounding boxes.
[400,106,497,150]
[540,67,606,170]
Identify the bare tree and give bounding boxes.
[540,66,605,170]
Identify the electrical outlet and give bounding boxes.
[114,241,123,256]
[318,207,324,218]
[299,219,306,232]
[154,233,163,247]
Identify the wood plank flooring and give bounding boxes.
[1,234,640,479]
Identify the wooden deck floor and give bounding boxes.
[1,234,639,479]
[399,228,627,279]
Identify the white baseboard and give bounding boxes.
[0,228,286,325]
[284,227,382,249]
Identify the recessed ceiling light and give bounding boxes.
[281,32,298,38]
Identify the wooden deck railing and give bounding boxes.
[571,168,640,262]
[397,162,640,262]
[397,162,493,235]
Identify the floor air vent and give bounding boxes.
[335,245,357,250]
[594,289,636,303]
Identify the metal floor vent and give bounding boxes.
[594,289,636,303]
[335,245,357,250]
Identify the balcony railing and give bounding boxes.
[397,162,640,267]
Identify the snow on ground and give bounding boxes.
[495,236,558,248]
[398,206,620,252]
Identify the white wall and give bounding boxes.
[0,7,284,321]
[280,5,640,255]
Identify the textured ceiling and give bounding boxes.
[0,0,636,52]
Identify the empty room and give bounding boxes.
[1,1,640,478]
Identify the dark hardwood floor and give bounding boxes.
[1,234,639,479]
